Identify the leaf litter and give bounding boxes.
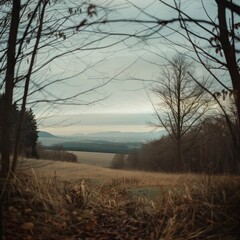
[2,173,240,240]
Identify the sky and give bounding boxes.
[32,0,221,136]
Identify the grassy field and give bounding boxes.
[69,150,115,168]
[3,158,240,239]
[17,158,205,186]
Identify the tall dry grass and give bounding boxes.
[2,167,240,239]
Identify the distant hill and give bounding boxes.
[38,130,165,153]
[49,140,142,154]
[74,130,165,142]
[38,131,60,138]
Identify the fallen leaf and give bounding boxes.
[20,222,34,231]
[24,208,32,214]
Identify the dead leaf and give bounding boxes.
[24,208,32,214]
[20,222,34,231]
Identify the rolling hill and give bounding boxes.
[38,130,165,153]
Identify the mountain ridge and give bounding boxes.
[38,131,60,138]
[39,130,165,141]
[37,130,165,152]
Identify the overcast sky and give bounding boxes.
[34,0,220,135]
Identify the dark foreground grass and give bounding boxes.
[1,173,240,240]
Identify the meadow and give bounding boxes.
[68,150,114,168]
[3,156,240,240]
[17,157,203,185]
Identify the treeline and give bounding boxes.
[112,116,239,174]
[0,95,38,158]
[111,55,239,175]
[0,94,77,163]
[37,144,77,162]
[47,141,141,154]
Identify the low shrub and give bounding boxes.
[37,144,77,162]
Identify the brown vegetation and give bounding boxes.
[16,158,197,185]
[2,160,240,239]
[36,144,77,163]
[119,116,239,174]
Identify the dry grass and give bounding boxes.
[17,158,205,186]
[2,158,240,239]
[69,151,114,167]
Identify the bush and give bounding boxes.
[36,143,77,162]
[111,154,126,169]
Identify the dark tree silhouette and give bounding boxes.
[20,109,38,158]
[0,94,38,159]
[151,54,211,171]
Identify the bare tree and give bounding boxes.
[0,0,121,177]
[155,0,240,163]
[152,54,211,171]
[91,0,240,165]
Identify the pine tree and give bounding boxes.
[0,94,38,159]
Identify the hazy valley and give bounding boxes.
[38,130,165,153]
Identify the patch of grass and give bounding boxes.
[111,177,142,186]
[128,186,161,199]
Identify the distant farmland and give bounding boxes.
[69,151,115,168]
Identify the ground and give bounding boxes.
[1,159,240,239]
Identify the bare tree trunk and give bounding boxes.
[176,69,183,172]
[11,1,46,174]
[216,0,240,164]
[1,0,20,177]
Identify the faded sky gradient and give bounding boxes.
[34,0,220,135]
